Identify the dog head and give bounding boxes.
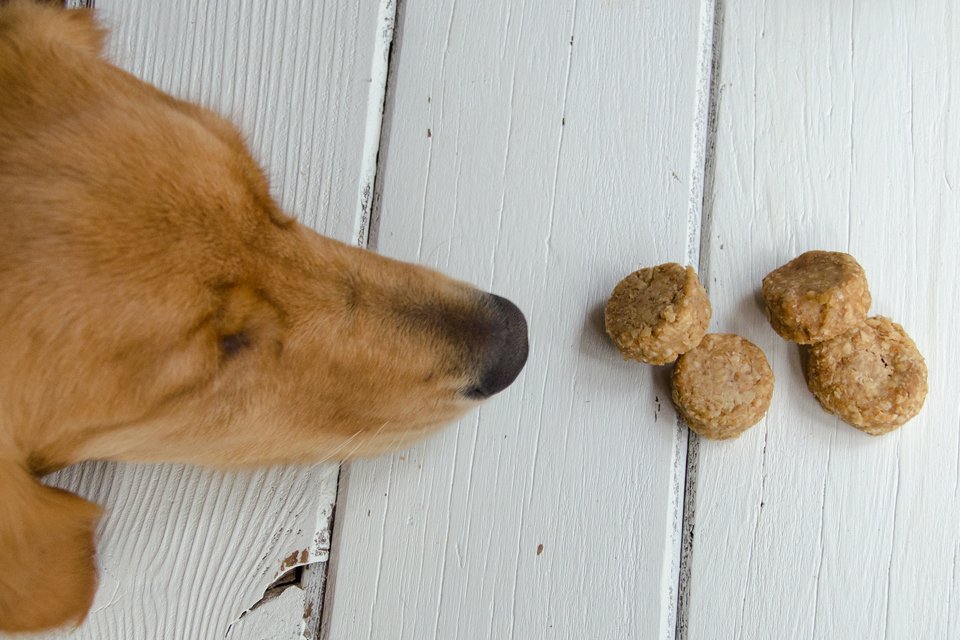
[0,2,527,472]
[0,3,526,631]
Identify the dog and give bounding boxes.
[0,2,528,631]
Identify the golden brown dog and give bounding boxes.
[0,2,527,631]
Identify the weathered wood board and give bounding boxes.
[684,2,960,638]
[321,1,714,637]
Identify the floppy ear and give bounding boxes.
[0,460,101,632]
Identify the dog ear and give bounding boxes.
[53,6,105,56]
[0,1,107,58]
[0,459,102,632]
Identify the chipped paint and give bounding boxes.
[354,0,398,249]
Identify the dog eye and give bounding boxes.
[220,332,251,357]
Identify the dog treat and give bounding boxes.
[762,250,871,344]
[671,334,774,440]
[604,263,711,365]
[806,316,927,435]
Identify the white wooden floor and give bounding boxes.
[12,1,959,638]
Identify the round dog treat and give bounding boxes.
[604,263,711,365]
[762,250,871,344]
[671,334,774,440]
[806,316,927,435]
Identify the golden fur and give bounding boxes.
[0,2,525,631]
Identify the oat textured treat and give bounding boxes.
[671,334,774,440]
[604,263,711,365]
[762,250,871,344]
[806,316,927,435]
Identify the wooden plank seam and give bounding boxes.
[675,1,723,639]
[309,1,401,638]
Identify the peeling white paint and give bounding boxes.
[225,586,307,640]
[354,0,398,248]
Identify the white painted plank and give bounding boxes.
[686,2,960,638]
[37,464,334,640]
[9,1,382,637]
[322,2,711,638]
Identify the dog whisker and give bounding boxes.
[316,428,364,465]
[340,421,390,460]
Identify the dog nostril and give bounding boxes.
[465,294,529,400]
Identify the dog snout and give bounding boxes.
[465,294,528,399]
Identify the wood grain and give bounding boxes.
[685,1,960,638]
[14,1,382,637]
[12,1,957,637]
[321,1,712,638]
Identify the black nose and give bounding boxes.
[465,294,529,399]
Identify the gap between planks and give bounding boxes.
[675,1,723,639]
[308,1,401,638]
